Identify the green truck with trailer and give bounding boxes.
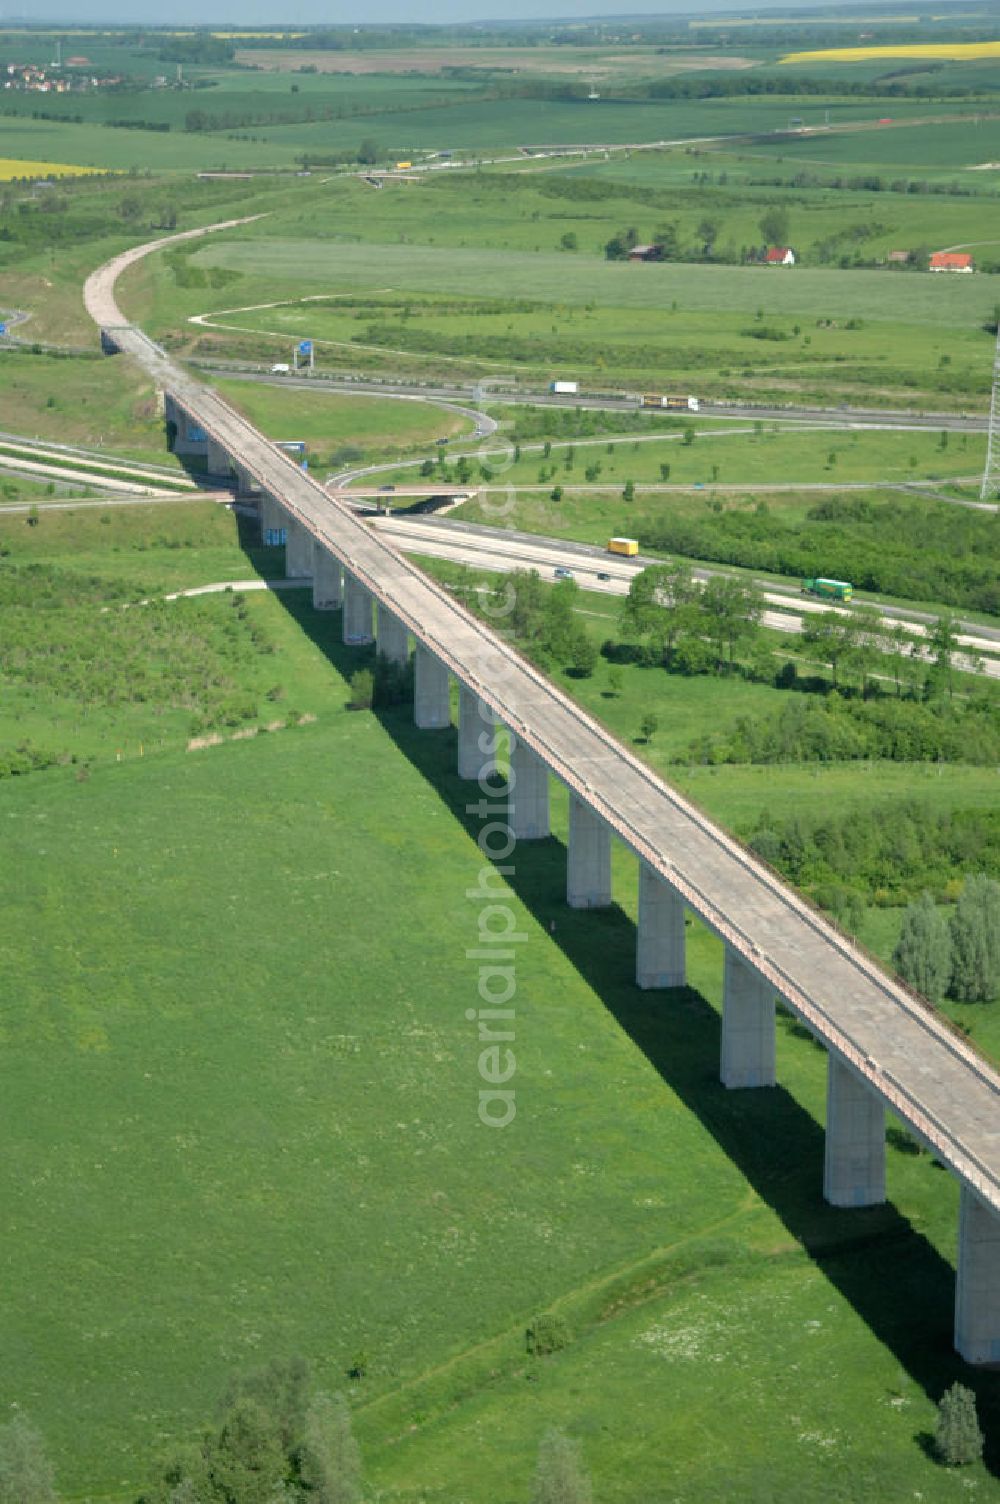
[802,578,854,602]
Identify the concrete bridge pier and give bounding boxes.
[377,604,410,665]
[458,684,489,780]
[414,645,451,729]
[342,570,374,644]
[823,1055,885,1208]
[206,434,231,478]
[509,737,550,840]
[285,517,314,580]
[721,949,775,1088]
[955,1186,1000,1364]
[312,547,343,611]
[234,464,260,500]
[259,491,286,543]
[636,864,686,989]
[567,795,612,909]
[164,395,208,459]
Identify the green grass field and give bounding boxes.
[146,216,999,406]
[744,116,1000,170]
[0,352,186,463]
[4,584,1000,1502]
[199,286,994,403]
[185,232,998,326]
[213,377,470,459]
[372,423,982,487]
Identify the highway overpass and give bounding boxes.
[86,223,1000,1366]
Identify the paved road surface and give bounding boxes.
[198,363,990,435]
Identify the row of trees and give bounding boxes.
[0,1373,982,1496]
[746,168,993,201]
[893,877,1000,1003]
[0,1370,593,1503]
[604,207,790,264]
[616,559,968,703]
[620,561,763,675]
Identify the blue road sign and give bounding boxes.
[0,323,7,337]
[298,340,313,355]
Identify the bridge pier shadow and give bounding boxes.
[263,582,1000,1470]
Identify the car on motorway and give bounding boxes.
[435,437,449,446]
[596,571,611,581]
[378,484,396,492]
[554,566,574,580]
[270,363,290,374]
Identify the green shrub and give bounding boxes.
[526,1313,570,1357]
[934,1382,983,1467]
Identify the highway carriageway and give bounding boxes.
[86,223,1000,1364]
[368,513,1000,674]
[195,363,991,435]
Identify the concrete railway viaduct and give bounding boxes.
[86,224,1000,1366]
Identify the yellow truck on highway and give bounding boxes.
[608,537,639,556]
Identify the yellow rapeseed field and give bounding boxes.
[0,159,105,181]
[780,41,1000,63]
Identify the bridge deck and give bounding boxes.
[84,230,1000,1216]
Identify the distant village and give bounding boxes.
[2,61,124,94]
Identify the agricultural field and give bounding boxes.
[4,20,1000,1503]
[781,42,1000,64]
[742,116,1000,171]
[0,157,105,180]
[140,236,999,409]
[181,279,996,406]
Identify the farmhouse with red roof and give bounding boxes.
[929,252,974,273]
[765,246,796,266]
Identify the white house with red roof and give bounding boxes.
[929,251,974,273]
[765,246,796,266]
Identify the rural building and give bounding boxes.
[929,251,974,273]
[628,243,665,262]
[765,246,796,266]
[887,249,910,264]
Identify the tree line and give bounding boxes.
[745,801,1000,916]
[686,689,1000,769]
[636,495,1000,616]
[0,1357,594,1504]
[617,561,999,751]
